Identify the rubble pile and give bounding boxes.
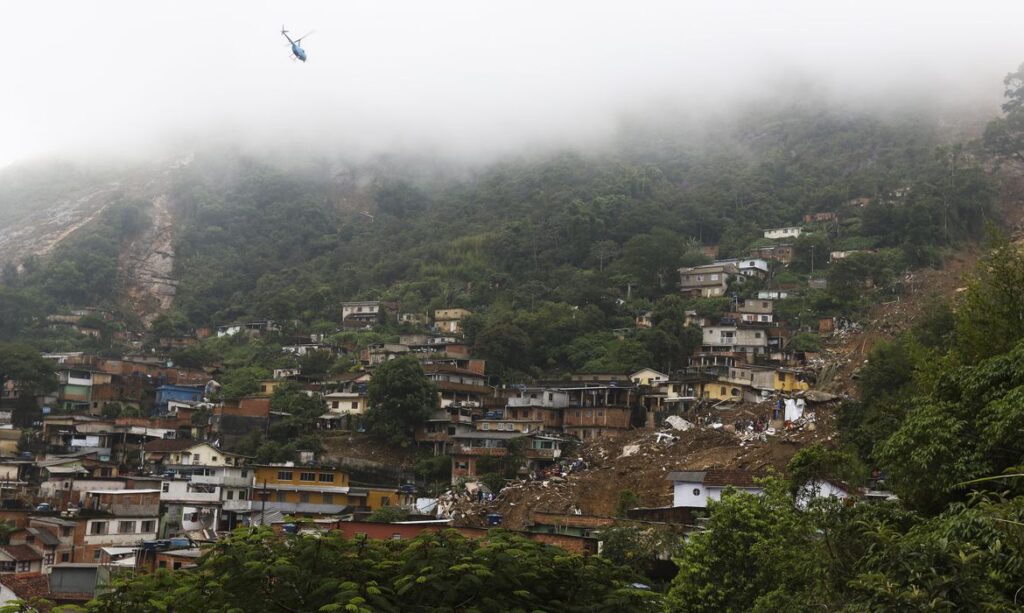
[448,397,843,531]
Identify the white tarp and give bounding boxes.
[784,399,803,421]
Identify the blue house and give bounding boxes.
[154,385,204,415]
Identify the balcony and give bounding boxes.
[222,499,252,512]
[191,474,253,488]
[257,502,349,515]
[452,445,508,457]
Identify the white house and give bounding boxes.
[667,470,765,507]
[630,368,669,386]
[325,392,368,415]
[165,443,247,468]
[795,479,853,509]
[715,258,770,279]
[763,227,802,240]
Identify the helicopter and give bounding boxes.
[281,27,313,62]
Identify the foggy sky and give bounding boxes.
[2,1,1023,168]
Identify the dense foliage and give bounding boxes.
[86,528,659,612]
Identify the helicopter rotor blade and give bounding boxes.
[295,30,315,42]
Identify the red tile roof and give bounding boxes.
[1,572,50,601]
[2,545,43,561]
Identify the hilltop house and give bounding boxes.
[763,227,801,240]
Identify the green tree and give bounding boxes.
[89,527,659,612]
[0,343,57,400]
[365,356,437,445]
[665,479,826,612]
[983,62,1024,161]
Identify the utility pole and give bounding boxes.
[810,245,815,276]
[260,480,267,526]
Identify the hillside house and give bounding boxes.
[630,368,669,386]
[748,244,794,264]
[449,431,566,483]
[716,258,770,280]
[216,320,280,338]
[434,309,473,335]
[667,470,765,508]
[341,301,397,330]
[678,263,738,298]
[763,227,802,240]
[803,212,838,224]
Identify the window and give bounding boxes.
[93,550,102,561]
[754,332,761,338]
[61,527,72,538]
[119,521,135,534]
[332,401,339,409]
[90,521,107,535]
[0,562,14,572]
[299,472,316,482]
[141,521,156,533]
[17,561,29,572]
[241,470,248,478]
[212,456,218,462]
[381,496,391,507]
[277,471,293,481]
[173,561,182,570]
[693,488,701,496]
[447,427,456,435]
[159,560,167,569]
[260,385,267,393]
[391,533,402,540]
[351,401,358,409]
[710,274,719,281]
[43,553,53,565]
[162,482,170,493]
[482,423,490,431]
[323,494,334,505]
[193,453,200,462]
[226,490,234,500]
[299,493,310,503]
[720,387,726,395]
[238,490,247,501]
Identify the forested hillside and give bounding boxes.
[0,98,1000,378]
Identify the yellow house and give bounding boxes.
[256,380,286,397]
[771,369,810,393]
[433,308,473,335]
[252,465,352,515]
[704,382,745,402]
[251,465,412,515]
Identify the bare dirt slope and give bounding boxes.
[0,183,121,267]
